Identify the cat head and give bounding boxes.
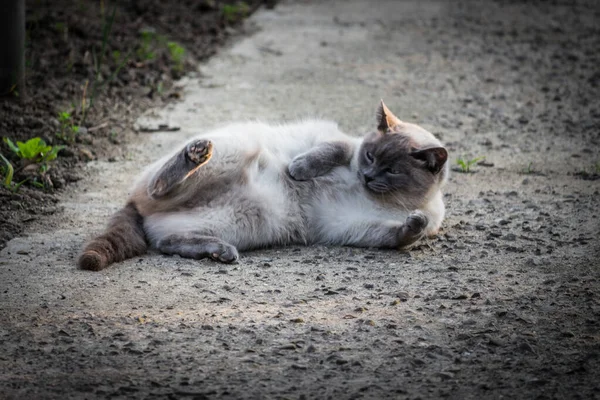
[358,100,448,202]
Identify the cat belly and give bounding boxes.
[143,178,306,251]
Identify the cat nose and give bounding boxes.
[363,173,374,183]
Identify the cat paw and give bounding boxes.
[185,139,213,166]
[288,156,314,181]
[405,211,429,234]
[210,243,239,264]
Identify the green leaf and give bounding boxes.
[3,137,20,154]
[58,111,71,122]
[17,138,46,160]
[0,153,14,188]
[43,145,65,162]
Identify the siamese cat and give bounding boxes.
[79,101,448,270]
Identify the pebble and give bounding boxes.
[501,233,517,241]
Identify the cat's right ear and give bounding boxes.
[411,146,448,174]
[376,100,402,133]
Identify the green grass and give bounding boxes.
[137,29,157,61]
[222,2,250,22]
[455,155,485,173]
[80,6,131,127]
[522,162,534,174]
[0,154,26,192]
[167,41,185,73]
[56,111,80,143]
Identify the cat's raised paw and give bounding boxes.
[185,139,213,166]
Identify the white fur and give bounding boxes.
[136,119,446,251]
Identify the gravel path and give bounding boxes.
[1,0,599,398]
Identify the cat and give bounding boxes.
[79,101,448,270]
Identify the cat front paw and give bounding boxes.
[406,210,429,234]
[397,211,429,248]
[185,139,213,166]
[288,156,314,181]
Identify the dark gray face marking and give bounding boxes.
[357,132,447,202]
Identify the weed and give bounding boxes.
[156,81,164,95]
[575,161,600,180]
[523,162,534,174]
[80,6,131,127]
[222,2,250,22]
[167,41,185,72]
[112,50,122,63]
[137,29,157,61]
[54,22,69,40]
[456,155,485,173]
[0,154,28,192]
[3,137,64,165]
[56,111,80,143]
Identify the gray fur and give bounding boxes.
[128,103,448,263]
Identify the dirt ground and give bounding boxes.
[0,0,266,248]
[1,0,599,399]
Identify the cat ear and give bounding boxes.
[376,100,403,133]
[410,147,448,174]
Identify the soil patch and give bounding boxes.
[0,0,271,248]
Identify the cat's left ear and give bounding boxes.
[376,100,403,133]
[411,147,448,174]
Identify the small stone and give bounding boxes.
[79,148,94,161]
[501,233,517,241]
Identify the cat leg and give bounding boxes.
[317,210,428,249]
[156,234,239,263]
[288,141,354,181]
[148,139,213,199]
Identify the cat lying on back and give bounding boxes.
[79,101,448,270]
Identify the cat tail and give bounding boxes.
[78,202,147,271]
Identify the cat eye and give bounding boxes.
[387,168,402,175]
[365,151,374,163]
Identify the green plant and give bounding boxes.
[456,155,485,173]
[523,162,534,174]
[222,2,250,22]
[56,111,80,143]
[54,22,69,40]
[112,50,122,63]
[137,30,157,61]
[80,6,131,127]
[4,137,64,164]
[0,153,29,192]
[167,41,185,72]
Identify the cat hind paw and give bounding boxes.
[185,139,213,166]
[210,244,239,264]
